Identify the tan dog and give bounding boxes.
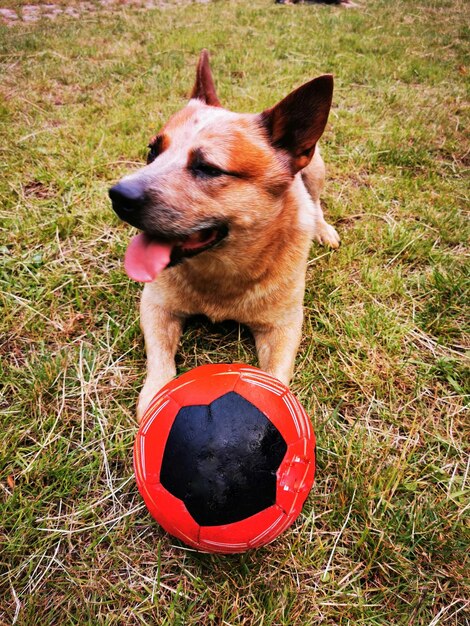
[109,50,339,421]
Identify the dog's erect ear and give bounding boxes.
[260,75,333,173]
[190,49,221,107]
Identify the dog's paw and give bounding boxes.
[136,388,153,423]
[314,222,340,249]
[136,373,176,422]
[136,382,161,422]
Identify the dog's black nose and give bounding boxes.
[109,180,146,217]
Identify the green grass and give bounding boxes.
[1,0,469,624]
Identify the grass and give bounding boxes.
[0,0,469,623]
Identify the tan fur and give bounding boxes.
[111,52,340,421]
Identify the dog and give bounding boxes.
[109,50,340,421]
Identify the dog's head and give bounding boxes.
[109,50,333,282]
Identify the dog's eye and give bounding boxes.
[147,143,160,165]
[147,135,165,164]
[191,162,225,178]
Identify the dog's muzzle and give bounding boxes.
[109,179,147,226]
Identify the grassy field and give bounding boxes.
[1,0,469,624]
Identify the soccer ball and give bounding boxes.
[134,363,316,553]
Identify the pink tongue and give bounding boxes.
[124,233,173,283]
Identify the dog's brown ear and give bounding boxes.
[260,75,333,173]
[190,49,221,107]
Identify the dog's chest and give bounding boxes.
[163,271,264,323]
[151,263,301,326]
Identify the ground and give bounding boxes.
[0,0,469,624]
[0,0,210,25]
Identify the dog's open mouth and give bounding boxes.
[124,224,228,283]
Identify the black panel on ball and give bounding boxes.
[160,391,287,526]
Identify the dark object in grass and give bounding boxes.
[275,0,357,6]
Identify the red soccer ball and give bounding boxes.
[134,363,316,553]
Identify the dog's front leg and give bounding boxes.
[137,286,184,422]
[251,308,304,387]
